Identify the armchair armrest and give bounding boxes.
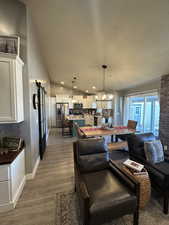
[73,146,90,224]
[79,179,90,200]
[109,160,140,195]
[73,142,90,200]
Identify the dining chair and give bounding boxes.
[127,120,138,130]
[116,120,137,142]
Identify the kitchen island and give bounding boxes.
[66,115,85,136]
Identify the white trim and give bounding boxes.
[0,202,13,213]
[13,176,26,207]
[126,89,159,97]
[46,129,50,142]
[26,156,40,180]
[0,176,26,213]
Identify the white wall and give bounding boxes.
[50,82,85,96]
[121,79,160,96]
[27,7,50,170]
[50,97,56,127]
[0,0,33,173]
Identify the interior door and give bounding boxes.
[36,82,47,160]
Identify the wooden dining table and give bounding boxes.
[80,126,135,137]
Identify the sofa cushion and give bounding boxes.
[144,140,164,163]
[146,161,169,188]
[77,138,107,156]
[79,153,109,173]
[127,133,156,159]
[83,169,137,225]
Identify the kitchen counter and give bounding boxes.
[0,148,24,165]
[66,116,85,121]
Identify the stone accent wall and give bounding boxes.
[159,74,169,148]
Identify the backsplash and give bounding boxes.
[0,123,22,139]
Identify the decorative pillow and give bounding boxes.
[144,140,164,163]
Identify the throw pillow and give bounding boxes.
[144,140,164,163]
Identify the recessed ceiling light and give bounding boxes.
[92,86,96,89]
[73,86,77,89]
[60,81,64,85]
[86,90,89,93]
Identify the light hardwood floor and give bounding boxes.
[0,129,75,225]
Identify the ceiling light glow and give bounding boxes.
[109,94,114,99]
[102,94,106,100]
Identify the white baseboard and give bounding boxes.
[13,176,26,207]
[26,156,40,180]
[0,176,26,213]
[0,202,13,213]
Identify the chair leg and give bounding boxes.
[133,209,139,225]
[163,194,169,214]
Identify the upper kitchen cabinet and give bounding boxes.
[0,54,24,123]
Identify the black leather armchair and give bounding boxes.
[73,138,140,225]
[127,133,169,214]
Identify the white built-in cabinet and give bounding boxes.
[55,95,99,109]
[80,96,96,108]
[0,150,25,212]
[0,54,24,123]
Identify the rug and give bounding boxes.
[55,192,169,225]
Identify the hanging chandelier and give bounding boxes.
[95,65,114,100]
[71,77,77,103]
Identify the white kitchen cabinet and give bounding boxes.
[0,149,25,212]
[0,54,24,123]
[83,96,93,108]
[92,102,97,109]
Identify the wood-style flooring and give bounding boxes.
[0,129,75,225]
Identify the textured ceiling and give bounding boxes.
[27,0,169,92]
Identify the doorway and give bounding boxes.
[56,103,69,128]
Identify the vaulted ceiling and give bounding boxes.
[27,0,169,92]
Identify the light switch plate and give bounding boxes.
[164,145,168,151]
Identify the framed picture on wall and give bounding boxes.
[0,35,20,56]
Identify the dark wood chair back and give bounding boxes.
[127,120,137,130]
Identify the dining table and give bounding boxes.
[80,126,135,137]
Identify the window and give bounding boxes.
[125,92,160,136]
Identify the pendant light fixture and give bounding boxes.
[71,76,77,103]
[96,65,114,100]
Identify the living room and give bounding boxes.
[1,0,169,225]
